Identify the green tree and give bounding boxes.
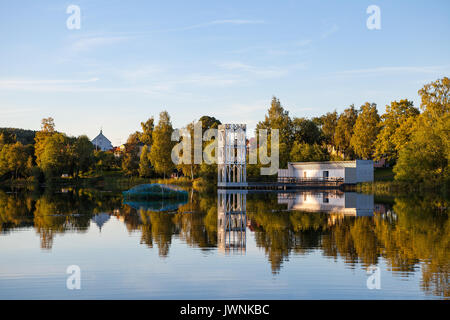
[122,133,141,176]
[39,133,67,179]
[256,97,293,168]
[198,115,221,131]
[0,128,35,145]
[139,145,153,177]
[197,116,221,182]
[394,77,449,183]
[127,131,141,145]
[35,117,56,167]
[122,151,139,176]
[374,99,419,162]
[95,151,118,172]
[140,117,154,146]
[418,77,450,118]
[318,110,338,146]
[74,135,95,176]
[334,105,358,159]
[394,118,448,183]
[290,142,329,162]
[350,102,380,159]
[149,111,175,178]
[176,122,199,179]
[0,131,16,146]
[390,116,418,155]
[0,142,29,179]
[292,117,322,145]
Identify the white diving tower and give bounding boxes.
[217,124,247,188]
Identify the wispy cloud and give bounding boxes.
[294,39,313,47]
[0,78,100,93]
[0,107,38,117]
[215,101,268,134]
[64,19,263,53]
[228,38,312,56]
[0,78,100,87]
[173,19,265,31]
[0,73,239,94]
[321,24,339,39]
[171,74,241,87]
[218,61,306,78]
[332,65,450,77]
[69,36,130,52]
[118,65,166,81]
[0,77,167,95]
[0,58,306,96]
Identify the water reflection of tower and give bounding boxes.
[217,190,247,254]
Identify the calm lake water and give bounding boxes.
[0,186,448,299]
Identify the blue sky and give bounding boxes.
[1,0,449,145]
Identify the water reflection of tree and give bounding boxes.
[120,191,448,297]
[0,191,34,232]
[0,188,123,249]
[132,194,218,257]
[376,196,449,298]
[0,188,447,298]
[139,210,178,257]
[247,193,449,298]
[178,197,217,249]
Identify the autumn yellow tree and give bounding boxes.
[138,145,153,177]
[0,142,30,179]
[256,97,293,168]
[374,99,419,162]
[394,77,449,184]
[34,117,56,167]
[350,102,380,159]
[149,111,175,178]
[140,117,154,146]
[334,105,358,159]
[318,110,338,146]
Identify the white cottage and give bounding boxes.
[281,160,374,184]
[91,130,113,151]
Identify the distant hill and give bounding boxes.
[0,128,37,145]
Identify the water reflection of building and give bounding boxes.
[278,191,374,216]
[217,190,247,254]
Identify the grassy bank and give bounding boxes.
[374,167,395,181]
[357,180,448,197]
[353,168,448,196]
[0,170,197,191]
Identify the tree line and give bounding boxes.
[0,117,111,181]
[0,77,448,185]
[252,77,449,184]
